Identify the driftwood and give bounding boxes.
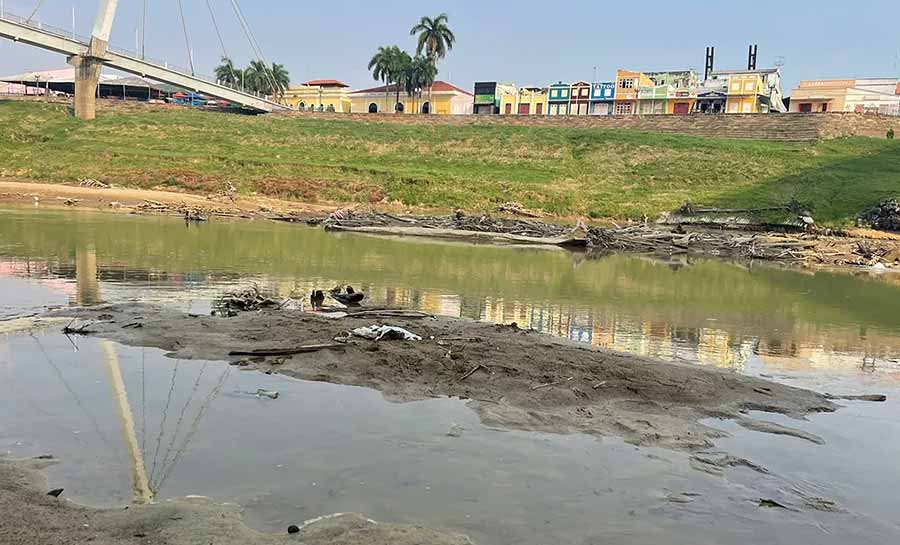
[343,309,434,319]
[531,377,574,391]
[229,343,347,357]
[326,224,588,248]
[459,364,485,381]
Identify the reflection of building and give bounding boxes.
[76,246,102,305]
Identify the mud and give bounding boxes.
[50,303,837,454]
[0,457,472,545]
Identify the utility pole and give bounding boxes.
[71,6,75,39]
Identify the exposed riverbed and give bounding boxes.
[2,207,900,545]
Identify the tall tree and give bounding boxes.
[404,55,437,114]
[214,56,241,88]
[368,46,392,113]
[270,63,291,100]
[390,48,412,113]
[410,13,455,113]
[243,60,270,95]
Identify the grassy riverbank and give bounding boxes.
[2,100,898,227]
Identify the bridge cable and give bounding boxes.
[205,0,240,88]
[26,0,47,23]
[141,0,147,59]
[175,0,195,75]
[228,0,279,98]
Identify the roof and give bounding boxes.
[301,79,349,88]
[0,68,117,83]
[710,68,779,76]
[351,80,472,96]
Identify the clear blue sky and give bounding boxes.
[2,0,899,92]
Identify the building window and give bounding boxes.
[821,103,828,113]
[615,103,632,115]
[799,103,812,113]
[620,79,635,89]
[744,82,755,91]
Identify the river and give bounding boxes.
[2,207,899,545]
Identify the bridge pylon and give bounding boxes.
[68,0,119,120]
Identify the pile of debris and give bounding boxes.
[861,199,900,232]
[587,225,899,267]
[78,178,110,189]
[212,285,281,317]
[322,210,571,239]
[134,200,209,222]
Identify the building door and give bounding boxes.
[673,102,689,115]
[536,103,543,115]
[505,103,513,115]
[368,103,378,113]
[518,103,530,115]
[421,102,430,114]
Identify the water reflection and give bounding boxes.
[1,208,899,376]
[4,333,900,545]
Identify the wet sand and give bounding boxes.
[51,303,837,453]
[0,457,472,545]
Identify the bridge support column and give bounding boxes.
[69,55,103,120]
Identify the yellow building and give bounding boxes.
[350,80,473,115]
[725,73,765,113]
[283,79,352,112]
[498,86,548,115]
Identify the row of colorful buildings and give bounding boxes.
[264,46,900,117]
[472,67,788,117]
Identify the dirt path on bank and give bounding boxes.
[0,457,472,545]
[0,179,334,220]
[53,303,837,455]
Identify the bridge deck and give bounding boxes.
[0,12,288,113]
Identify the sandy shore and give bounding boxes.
[0,457,472,545]
[53,303,836,454]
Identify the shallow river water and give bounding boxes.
[2,207,900,544]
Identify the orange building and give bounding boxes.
[614,70,653,115]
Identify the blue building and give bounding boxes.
[547,82,571,115]
[589,82,616,115]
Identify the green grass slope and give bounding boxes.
[2,100,898,227]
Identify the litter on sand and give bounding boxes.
[351,325,422,342]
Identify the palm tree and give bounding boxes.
[402,55,436,114]
[270,63,291,101]
[410,13,455,113]
[368,46,392,113]
[390,49,412,113]
[214,56,241,89]
[243,60,269,95]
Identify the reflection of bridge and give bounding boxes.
[0,2,289,118]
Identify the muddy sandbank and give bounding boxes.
[0,457,472,545]
[51,303,837,453]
